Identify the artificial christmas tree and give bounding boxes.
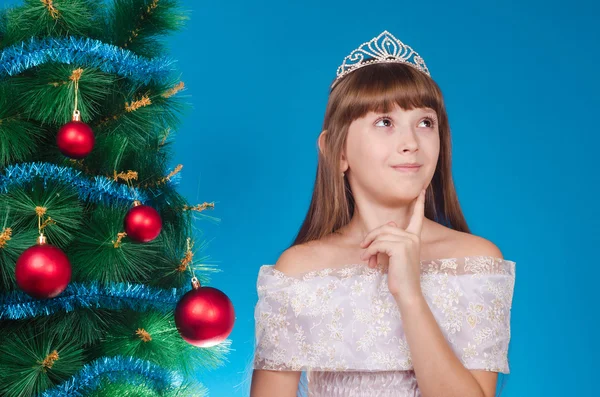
[0,1,234,396]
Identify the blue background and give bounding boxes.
[168,0,599,396]
[3,0,598,395]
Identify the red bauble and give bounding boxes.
[124,201,162,243]
[175,281,235,347]
[15,236,72,299]
[56,116,95,159]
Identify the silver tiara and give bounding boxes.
[331,30,430,89]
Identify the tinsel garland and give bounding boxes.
[0,282,190,320]
[40,356,184,397]
[0,162,180,205]
[0,36,174,84]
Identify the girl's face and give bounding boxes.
[342,105,440,205]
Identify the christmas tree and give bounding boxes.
[0,1,234,396]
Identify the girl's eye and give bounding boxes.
[375,116,437,129]
[419,117,437,128]
[375,117,393,128]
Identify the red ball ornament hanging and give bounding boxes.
[15,234,72,299]
[56,110,95,159]
[174,277,235,347]
[123,200,162,243]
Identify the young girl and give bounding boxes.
[250,31,516,397]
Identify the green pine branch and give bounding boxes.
[0,181,84,291]
[149,222,222,289]
[106,0,189,58]
[1,59,191,186]
[0,181,84,247]
[0,82,45,168]
[39,308,114,346]
[0,227,38,291]
[45,76,189,185]
[95,309,230,378]
[0,326,85,397]
[9,64,116,126]
[67,203,165,285]
[0,174,215,290]
[0,0,105,50]
[0,8,7,47]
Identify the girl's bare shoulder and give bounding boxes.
[273,236,341,277]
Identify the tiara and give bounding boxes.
[331,30,430,89]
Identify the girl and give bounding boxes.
[250,31,516,397]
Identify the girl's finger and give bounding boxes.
[368,254,377,268]
[360,225,389,248]
[360,240,395,260]
[361,237,413,261]
[406,188,426,236]
[366,233,404,244]
[360,224,412,248]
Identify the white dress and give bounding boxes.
[253,255,516,397]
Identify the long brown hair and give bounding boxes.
[292,62,470,246]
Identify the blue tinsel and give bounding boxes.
[0,162,180,205]
[40,356,184,396]
[0,36,175,84]
[0,281,190,320]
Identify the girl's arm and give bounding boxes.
[395,293,496,397]
[250,369,301,397]
[393,243,504,397]
[251,246,310,397]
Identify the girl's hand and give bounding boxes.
[359,188,426,301]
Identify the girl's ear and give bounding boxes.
[318,130,348,174]
[340,150,348,174]
[317,130,328,157]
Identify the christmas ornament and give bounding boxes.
[123,200,162,243]
[57,69,94,158]
[15,234,72,299]
[174,277,235,347]
[56,110,95,159]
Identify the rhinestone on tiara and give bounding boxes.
[331,30,430,89]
